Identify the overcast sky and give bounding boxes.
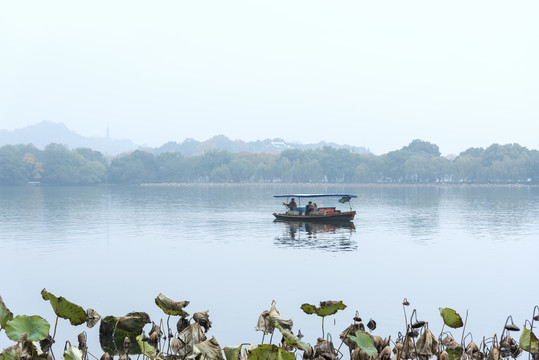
[0,1,537,155]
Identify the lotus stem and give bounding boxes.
[86,351,99,360]
[261,333,265,345]
[336,339,345,355]
[52,316,59,340]
[166,315,171,355]
[322,316,325,339]
[269,329,274,344]
[460,310,469,348]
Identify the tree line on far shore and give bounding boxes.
[1,140,538,185]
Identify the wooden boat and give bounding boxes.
[273,194,357,223]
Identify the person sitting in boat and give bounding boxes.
[283,198,297,210]
[305,201,314,215]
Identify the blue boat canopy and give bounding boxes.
[273,194,357,199]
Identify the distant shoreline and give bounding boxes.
[140,182,536,188]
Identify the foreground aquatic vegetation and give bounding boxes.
[1,292,539,360]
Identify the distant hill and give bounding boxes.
[153,135,370,156]
[0,121,371,156]
[0,121,137,155]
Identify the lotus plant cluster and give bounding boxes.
[1,292,539,360]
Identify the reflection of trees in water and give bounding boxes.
[274,221,357,252]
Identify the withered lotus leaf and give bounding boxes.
[254,310,272,335]
[178,322,206,358]
[348,330,378,357]
[301,301,347,317]
[519,326,539,353]
[439,350,449,360]
[154,293,189,317]
[465,342,479,357]
[193,310,212,333]
[275,323,313,357]
[100,315,147,335]
[170,338,183,354]
[19,334,42,359]
[487,347,500,360]
[193,336,224,360]
[314,338,339,360]
[416,328,438,360]
[0,344,22,360]
[100,353,112,360]
[64,346,83,360]
[247,344,295,360]
[5,315,50,342]
[177,317,190,333]
[179,322,206,345]
[99,314,148,355]
[372,336,383,352]
[0,296,14,331]
[379,345,392,360]
[268,301,293,330]
[40,334,55,353]
[223,346,242,360]
[86,309,101,329]
[125,312,151,324]
[438,308,463,329]
[136,334,157,360]
[149,324,162,338]
[41,289,87,326]
[255,301,292,334]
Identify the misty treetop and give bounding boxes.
[1,140,538,185]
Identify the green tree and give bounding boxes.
[108,150,157,184]
[0,145,29,184]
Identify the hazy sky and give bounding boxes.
[1,1,537,155]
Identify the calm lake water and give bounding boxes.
[1,184,539,354]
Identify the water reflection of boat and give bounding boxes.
[273,194,357,223]
[273,220,357,251]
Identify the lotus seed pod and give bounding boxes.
[100,353,112,360]
[367,319,377,331]
[411,321,426,329]
[504,324,520,331]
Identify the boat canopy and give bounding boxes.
[273,194,357,199]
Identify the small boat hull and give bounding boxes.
[273,211,356,223]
